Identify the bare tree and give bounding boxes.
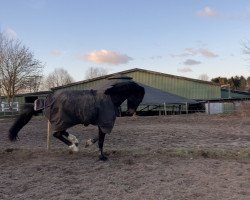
[85,67,108,79]
[23,75,43,93]
[0,31,43,108]
[198,74,209,81]
[242,40,250,55]
[43,68,74,90]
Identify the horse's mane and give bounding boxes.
[104,81,144,95]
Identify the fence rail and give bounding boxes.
[1,100,250,118]
[0,111,19,118]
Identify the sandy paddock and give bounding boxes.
[0,113,250,200]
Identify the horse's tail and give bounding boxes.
[9,104,38,141]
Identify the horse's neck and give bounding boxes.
[110,93,129,107]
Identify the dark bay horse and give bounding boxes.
[8,81,145,160]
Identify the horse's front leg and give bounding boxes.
[53,131,79,153]
[62,131,79,153]
[98,128,107,161]
[63,132,79,147]
[85,135,99,147]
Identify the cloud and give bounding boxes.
[150,55,162,60]
[183,59,201,65]
[197,6,250,21]
[4,28,17,39]
[171,48,196,57]
[177,67,193,73]
[247,6,250,12]
[171,48,218,58]
[197,6,218,17]
[198,48,218,58]
[82,50,133,65]
[51,49,62,57]
[185,48,198,56]
[224,7,250,20]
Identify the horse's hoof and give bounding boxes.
[69,144,79,153]
[99,155,108,161]
[68,134,79,144]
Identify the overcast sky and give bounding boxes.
[1,0,250,81]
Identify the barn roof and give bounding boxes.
[51,68,218,90]
[138,83,196,105]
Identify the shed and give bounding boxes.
[221,89,250,99]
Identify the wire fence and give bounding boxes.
[1,100,250,118]
[0,111,19,118]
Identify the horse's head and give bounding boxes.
[104,81,145,115]
[126,84,145,115]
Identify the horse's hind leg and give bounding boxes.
[98,128,107,161]
[53,131,79,153]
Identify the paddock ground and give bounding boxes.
[0,113,250,200]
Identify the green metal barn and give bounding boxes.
[52,68,221,100]
[49,68,221,115]
[221,88,250,99]
[1,68,221,116]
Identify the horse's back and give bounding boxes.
[44,90,98,131]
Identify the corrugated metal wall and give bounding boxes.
[12,93,49,105]
[0,69,222,116]
[221,89,250,99]
[13,96,25,104]
[53,69,220,100]
[54,78,108,91]
[124,71,220,100]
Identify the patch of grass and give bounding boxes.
[2,147,250,161]
[155,147,250,161]
[105,147,250,161]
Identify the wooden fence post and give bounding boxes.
[47,121,52,150]
[207,101,210,115]
[186,102,188,115]
[164,102,167,116]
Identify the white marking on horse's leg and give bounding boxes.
[68,134,79,144]
[69,144,79,153]
[85,139,94,148]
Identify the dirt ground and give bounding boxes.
[0,113,250,200]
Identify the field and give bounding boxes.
[0,113,250,200]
